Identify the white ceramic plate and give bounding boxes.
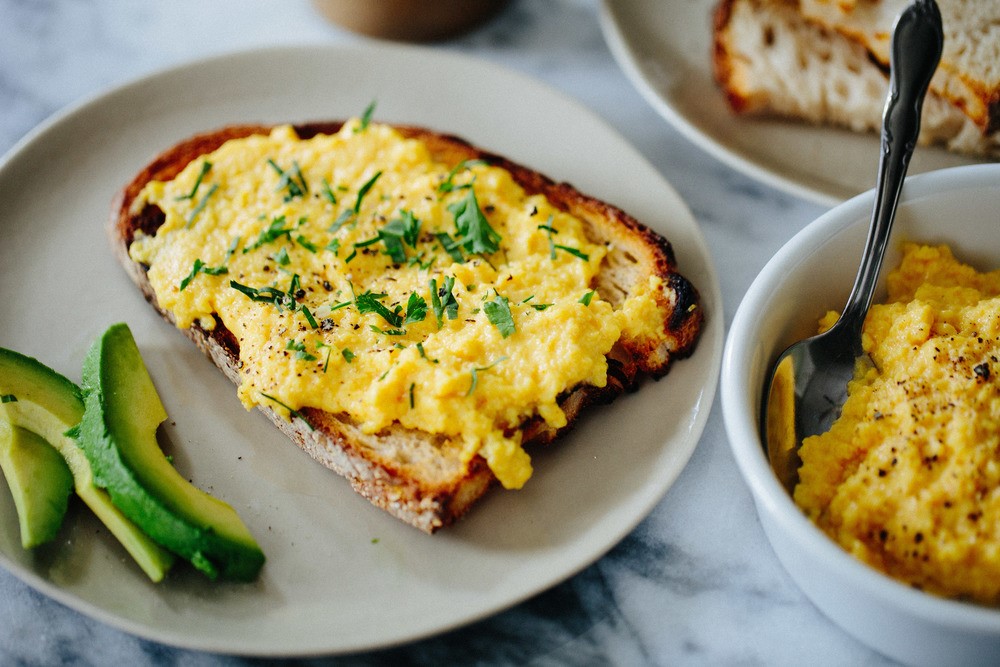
[0,44,722,656]
[598,0,989,206]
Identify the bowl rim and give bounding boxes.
[722,163,1000,632]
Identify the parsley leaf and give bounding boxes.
[448,188,501,255]
[286,339,317,362]
[244,215,293,253]
[355,291,403,327]
[0,394,18,404]
[438,159,488,193]
[341,348,356,363]
[429,276,459,327]
[435,232,465,263]
[579,290,595,306]
[483,292,515,338]
[379,209,422,263]
[403,291,427,325]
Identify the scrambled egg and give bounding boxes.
[129,120,639,489]
[796,243,1000,603]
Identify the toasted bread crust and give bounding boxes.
[110,121,703,532]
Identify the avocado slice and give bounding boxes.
[0,421,73,548]
[0,347,174,580]
[79,323,264,581]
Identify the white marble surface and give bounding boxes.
[0,0,900,664]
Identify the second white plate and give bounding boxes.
[599,0,989,206]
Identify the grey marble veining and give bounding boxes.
[0,0,898,664]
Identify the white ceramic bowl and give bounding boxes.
[722,164,1000,665]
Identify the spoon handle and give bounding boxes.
[837,0,943,347]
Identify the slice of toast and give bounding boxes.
[712,0,1000,157]
[800,0,1000,135]
[109,121,704,533]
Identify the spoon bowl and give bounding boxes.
[761,0,944,490]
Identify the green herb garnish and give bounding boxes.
[176,161,212,200]
[438,159,488,193]
[342,348,356,363]
[467,357,507,396]
[261,392,313,430]
[286,339,318,362]
[579,290,595,305]
[434,232,465,263]
[448,187,501,255]
[328,209,354,233]
[369,325,406,336]
[179,258,228,291]
[430,276,459,327]
[230,280,295,311]
[554,244,590,261]
[272,247,291,266]
[267,158,308,201]
[315,341,332,373]
[403,291,427,325]
[0,394,17,404]
[321,178,337,204]
[244,215,293,253]
[354,171,382,214]
[483,292,515,338]
[295,234,318,253]
[301,305,319,329]
[356,100,376,132]
[378,210,422,263]
[186,183,218,228]
[409,383,415,409]
[355,290,403,327]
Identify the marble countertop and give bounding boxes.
[0,0,898,664]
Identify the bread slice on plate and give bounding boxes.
[712,0,1000,157]
[110,120,704,533]
[800,0,1000,135]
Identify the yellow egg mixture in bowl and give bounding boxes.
[797,243,1000,604]
[722,164,1000,666]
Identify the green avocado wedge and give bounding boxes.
[0,347,174,581]
[79,323,264,581]
[0,421,73,548]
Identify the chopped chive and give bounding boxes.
[186,183,218,228]
[301,305,318,329]
[176,161,212,201]
[295,234,318,253]
[321,178,337,204]
[261,392,313,430]
[354,171,383,213]
[357,100,376,132]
